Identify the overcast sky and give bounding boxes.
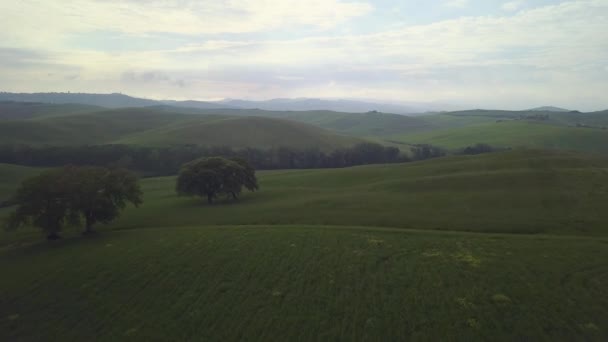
[0,0,606,110]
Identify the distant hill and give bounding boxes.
[0,108,364,149]
[0,101,103,120]
[218,98,426,114]
[0,92,435,113]
[0,92,162,108]
[116,116,363,149]
[528,106,571,112]
[391,120,608,154]
[180,108,433,137]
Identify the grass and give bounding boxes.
[1,226,607,341]
[102,150,608,236]
[115,115,363,149]
[392,120,608,154]
[0,101,102,120]
[0,108,364,149]
[1,150,608,341]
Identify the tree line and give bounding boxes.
[0,143,445,176]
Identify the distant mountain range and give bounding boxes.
[0,92,588,114]
[528,106,572,112]
[0,92,448,114]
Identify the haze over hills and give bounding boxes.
[528,106,572,112]
[0,92,449,114]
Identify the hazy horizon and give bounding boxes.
[1,0,607,111]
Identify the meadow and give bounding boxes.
[1,150,608,340]
[1,226,607,341]
[391,120,608,154]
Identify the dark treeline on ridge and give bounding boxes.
[0,143,445,176]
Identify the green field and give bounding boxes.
[105,150,608,235]
[0,102,102,120]
[392,120,608,154]
[2,226,607,341]
[2,150,608,341]
[0,108,363,149]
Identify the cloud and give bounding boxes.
[443,0,470,8]
[502,1,525,12]
[0,0,607,110]
[0,0,373,49]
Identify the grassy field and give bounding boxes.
[102,150,608,236]
[115,115,363,149]
[1,226,607,341]
[0,102,102,120]
[1,150,608,341]
[0,108,363,149]
[392,121,608,154]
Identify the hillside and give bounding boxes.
[393,120,608,154]
[2,225,606,341]
[116,116,363,149]
[0,101,102,120]
[2,150,608,341]
[529,106,571,112]
[160,107,432,137]
[107,150,608,235]
[0,108,364,149]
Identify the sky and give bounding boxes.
[0,0,607,110]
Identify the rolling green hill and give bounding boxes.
[149,107,433,137]
[0,108,363,149]
[1,150,608,340]
[115,115,363,149]
[102,149,608,235]
[392,120,608,154]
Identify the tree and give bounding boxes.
[176,157,258,204]
[66,166,143,234]
[7,169,75,240]
[6,166,142,239]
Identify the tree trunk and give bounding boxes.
[83,216,94,235]
[231,192,238,200]
[46,232,61,240]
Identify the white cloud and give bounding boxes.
[0,0,373,48]
[502,1,525,12]
[0,0,607,110]
[444,0,470,8]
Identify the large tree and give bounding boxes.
[65,166,143,234]
[7,169,74,240]
[176,157,258,204]
[7,166,142,239]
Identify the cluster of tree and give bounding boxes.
[177,157,258,204]
[410,144,446,160]
[6,166,142,240]
[0,143,427,176]
[458,143,508,155]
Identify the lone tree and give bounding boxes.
[176,157,258,204]
[7,166,142,239]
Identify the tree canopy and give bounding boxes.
[7,166,142,239]
[176,157,258,204]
